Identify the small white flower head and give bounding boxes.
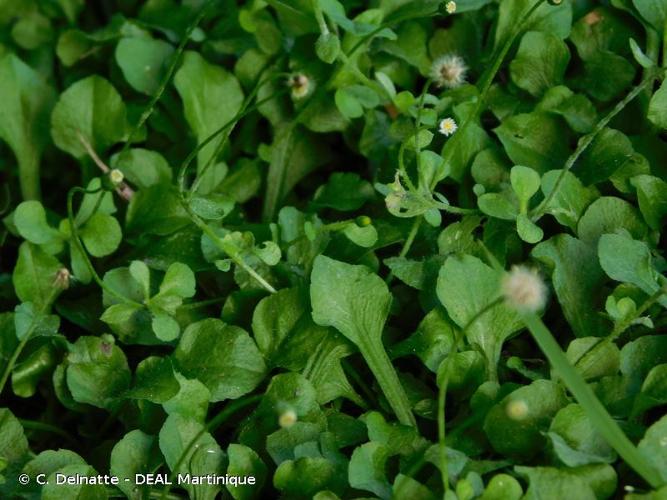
[53,268,70,290]
[430,54,468,89]
[288,73,312,99]
[109,169,124,186]
[278,409,298,428]
[438,117,458,136]
[506,399,529,421]
[502,265,547,313]
[445,1,457,14]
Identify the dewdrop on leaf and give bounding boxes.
[502,265,547,313]
[438,117,458,136]
[430,54,468,89]
[289,73,311,99]
[445,1,456,14]
[279,409,297,428]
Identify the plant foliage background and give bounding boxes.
[1,0,667,498]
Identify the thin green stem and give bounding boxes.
[181,204,276,293]
[437,298,503,496]
[521,312,663,489]
[19,418,78,445]
[18,151,41,201]
[0,287,61,396]
[385,217,422,285]
[160,394,262,499]
[532,70,664,219]
[120,0,214,155]
[67,187,142,306]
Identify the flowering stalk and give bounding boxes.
[520,312,663,489]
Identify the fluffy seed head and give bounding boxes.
[506,399,529,420]
[430,54,468,89]
[438,117,458,136]
[279,409,298,428]
[445,1,457,14]
[289,73,311,99]
[502,265,547,312]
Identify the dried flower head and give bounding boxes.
[506,399,529,421]
[430,54,468,89]
[445,1,457,14]
[502,265,547,313]
[438,117,458,136]
[278,409,298,428]
[289,73,311,99]
[53,268,71,290]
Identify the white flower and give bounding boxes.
[445,1,457,14]
[430,54,468,89]
[289,73,311,99]
[502,265,547,313]
[278,409,297,428]
[438,117,458,136]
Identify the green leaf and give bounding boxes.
[315,32,340,63]
[533,234,608,337]
[484,380,568,460]
[478,192,519,220]
[577,196,647,244]
[20,450,85,498]
[310,255,415,426]
[151,312,180,342]
[274,457,340,498]
[480,474,523,500]
[51,75,128,159]
[126,356,179,403]
[638,415,667,483]
[226,444,268,500]
[348,442,391,499]
[648,79,667,129]
[0,408,29,472]
[630,174,667,230]
[540,169,598,230]
[510,166,541,211]
[110,148,173,189]
[14,302,60,340]
[12,242,62,309]
[632,0,667,32]
[437,255,522,379]
[110,430,161,500]
[515,464,617,500]
[495,113,570,173]
[158,262,196,299]
[41,464,109,500]
[547,404,616,466]
[79,213,122,257]
[174,51,244,168]
[13,201,62,248]
[115,36,175,95]
[495,0,572,49]
[159,414,226,500]
[574,128,636,186]
[598,233,666,307]
[510,31,570,97]
[0,54,56,200]
[313,173,375,211]
[516,214,544,243]
[64,335,131,409]
[174,319,266,402]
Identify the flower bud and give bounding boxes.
[278,409,297,428]
[53,268,70,290]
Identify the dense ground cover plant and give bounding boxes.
[1,0,667,498]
